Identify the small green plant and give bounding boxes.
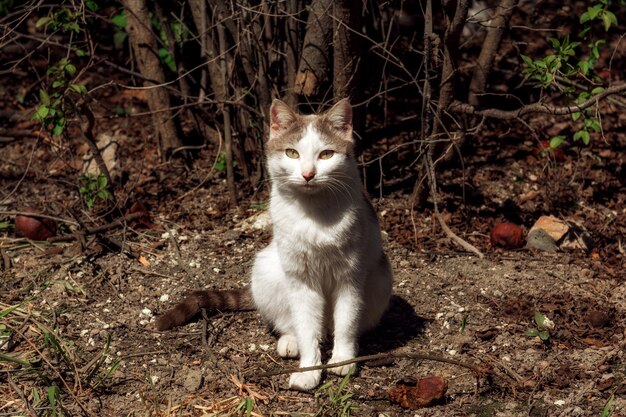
[32,5,91,136]
[32,57,87,137]
[232,396,255,417]
[314,368,358,417]
[600,395,615,417]
[78,173,113,209]
[459,313,468,333]
[214,151,237,172]
[526,311,553,344]
[520,0,620,150]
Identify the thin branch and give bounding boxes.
[253,351,489,379]
[451,83,626,119]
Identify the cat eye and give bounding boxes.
[319,150,335,160]
[285,148,299,159]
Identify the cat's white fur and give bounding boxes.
[250,99,393,391]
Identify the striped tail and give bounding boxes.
[155,288,255,331]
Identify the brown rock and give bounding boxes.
[530,216,569,242]
[388,376,448,409]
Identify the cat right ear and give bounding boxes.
[269,99,297,137]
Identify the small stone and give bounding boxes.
[526,228,559,252]
[183,368,204,392]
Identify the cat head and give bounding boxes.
[266,99,356,194]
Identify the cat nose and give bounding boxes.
[302,171,315,182]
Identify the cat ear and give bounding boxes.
[325,99,353,139]
[270,99,297,135]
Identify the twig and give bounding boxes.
[46,212,145,243]
[252,351,489,379]
[435,212,484,258]
[0,211,80,226]
[0,248,10,271]
[7,372,38,417]
[78,104,117,205]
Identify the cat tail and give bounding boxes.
[155,288,255,331]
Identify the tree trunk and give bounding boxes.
[333,0,364,138]
[295,0,333,97]
[121,0,181,159]
[468,0,518,106]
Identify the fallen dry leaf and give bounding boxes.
[138,255,150,267]
[388,375,447,409]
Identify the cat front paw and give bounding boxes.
[327,356,356,376]
[289,370,321,391]
[277,334,299,358]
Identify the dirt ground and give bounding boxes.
[1,102,625,416]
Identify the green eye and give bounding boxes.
[285,148,299,159]
[319,150,334,160]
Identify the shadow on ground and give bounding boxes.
[360,295,428,355]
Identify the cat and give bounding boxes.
[156,99,393,391]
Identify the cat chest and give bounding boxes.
[274,222,360,281]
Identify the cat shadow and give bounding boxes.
[359,295,428,355]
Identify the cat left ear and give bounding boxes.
[325,99,353,138]
[270,99,297,136]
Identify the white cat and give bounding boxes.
[250,99,393,390]
[156,99,393,391]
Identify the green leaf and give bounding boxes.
[600,396,615,417]
[52,124,64,136]
[36,17,52,29]
[538,330,550,341]
[0,352,31,366]
[113,31,127,50]
[573,130,591,144]
[47,385,57,408]
[64,63,77,75]
[526,328,540,337]
[521,55,533,66]
[601,11,617,31]
[75,48,88,57]
[86,0,99,11]
[97,174,108,189]
[111,11,127,28]
[534,311,546,328]
[158,48,176,72]
[580,11,591,24]
[587,4,603,20]
[572,112,582,121]
[0,222,13,230]
[589,119,602,133]
[69,83,87,94]
[34,105,49,120]
[67,22,80,33]
[550,136,565,148]
[550,38,560,49]
[39,89,50,106]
